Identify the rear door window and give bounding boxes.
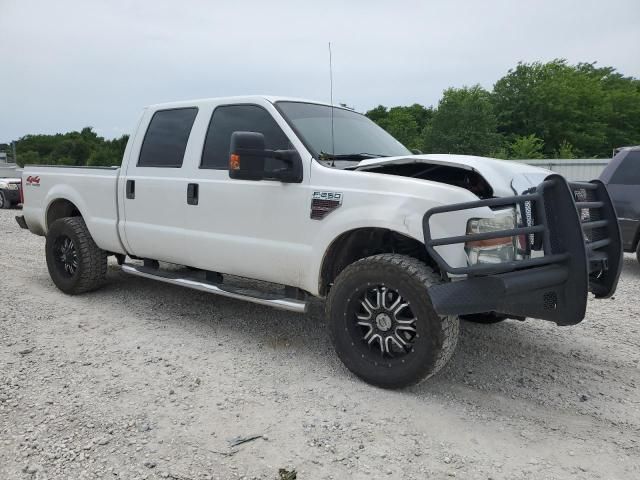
[138,108,198,167]
[610,151,640,185]
[200,105,292,171]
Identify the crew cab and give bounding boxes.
[16,96,622,388]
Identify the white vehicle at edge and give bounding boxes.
[0,177,21,209]
[16,96,622,388]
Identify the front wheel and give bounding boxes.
[326,254,459,389]
[45,217,107,294]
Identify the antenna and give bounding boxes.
[328,42,335,164]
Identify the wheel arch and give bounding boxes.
[318,227,438,296]
[46,197,83,231]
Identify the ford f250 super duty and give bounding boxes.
[16,96,623,388]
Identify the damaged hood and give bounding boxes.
[354,154,552,196]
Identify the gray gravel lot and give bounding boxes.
[1,208,639,480]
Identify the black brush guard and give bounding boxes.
[423,174,622,325]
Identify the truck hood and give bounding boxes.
[354,154,552,197]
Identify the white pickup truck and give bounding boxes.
[16,96,622,388]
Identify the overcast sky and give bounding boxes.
[1,0,639,142]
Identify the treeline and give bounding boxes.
[3,59,639,165]
[3,128,128,167]
[366,60,640,159]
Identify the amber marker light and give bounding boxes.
[230,154,240,170]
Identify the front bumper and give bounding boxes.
[423,174,622,326]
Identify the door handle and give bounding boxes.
[126,180,135,199]
[187,183,199,205]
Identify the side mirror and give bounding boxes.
[229,131,267,181]
[229,131,303,183]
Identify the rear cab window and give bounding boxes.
[200,104,292,172]
[138,108,198,168]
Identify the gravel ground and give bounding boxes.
[1,207,639,480]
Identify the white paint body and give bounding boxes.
[21,96,552,296]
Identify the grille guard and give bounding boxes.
[423,174,622,325]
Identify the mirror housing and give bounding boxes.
[229,131,267,181]
[229,131,302,183]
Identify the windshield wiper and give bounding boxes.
[319,151,386,161]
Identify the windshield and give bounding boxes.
[276,101,411,166]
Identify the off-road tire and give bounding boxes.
[326,254,459,389]
[45,217,107,294]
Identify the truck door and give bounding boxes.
[179,102,312,287]
[120,107,201,264]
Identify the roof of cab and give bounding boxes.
[145,95,338,111]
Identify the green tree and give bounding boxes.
[382,108,420,150]
[493,60,640,157]
[57,156,75,166]
[365,105,389,125]
[489,147,509,160]
[365,104,433,150]
[594,66,640,151]
[404,103,433,130]
[423,85,502,156]
[12,128,128,167]
[555,140,576,159]
[87,146,123,166]
[508,134,545,159]
[16,150,41,167]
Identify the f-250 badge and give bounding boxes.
[310,191,343,220]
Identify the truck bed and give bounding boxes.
[21,165,125,254]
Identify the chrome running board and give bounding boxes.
[121,263,307,313]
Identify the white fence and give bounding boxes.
[518,159,610,181]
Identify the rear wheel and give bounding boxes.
[326,254,459,389]
[45,217,107,294]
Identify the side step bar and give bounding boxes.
[121,263,307,313]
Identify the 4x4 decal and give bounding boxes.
[26,176,41,186]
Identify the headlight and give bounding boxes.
[465,209,521,265]
[6,183,19,190]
